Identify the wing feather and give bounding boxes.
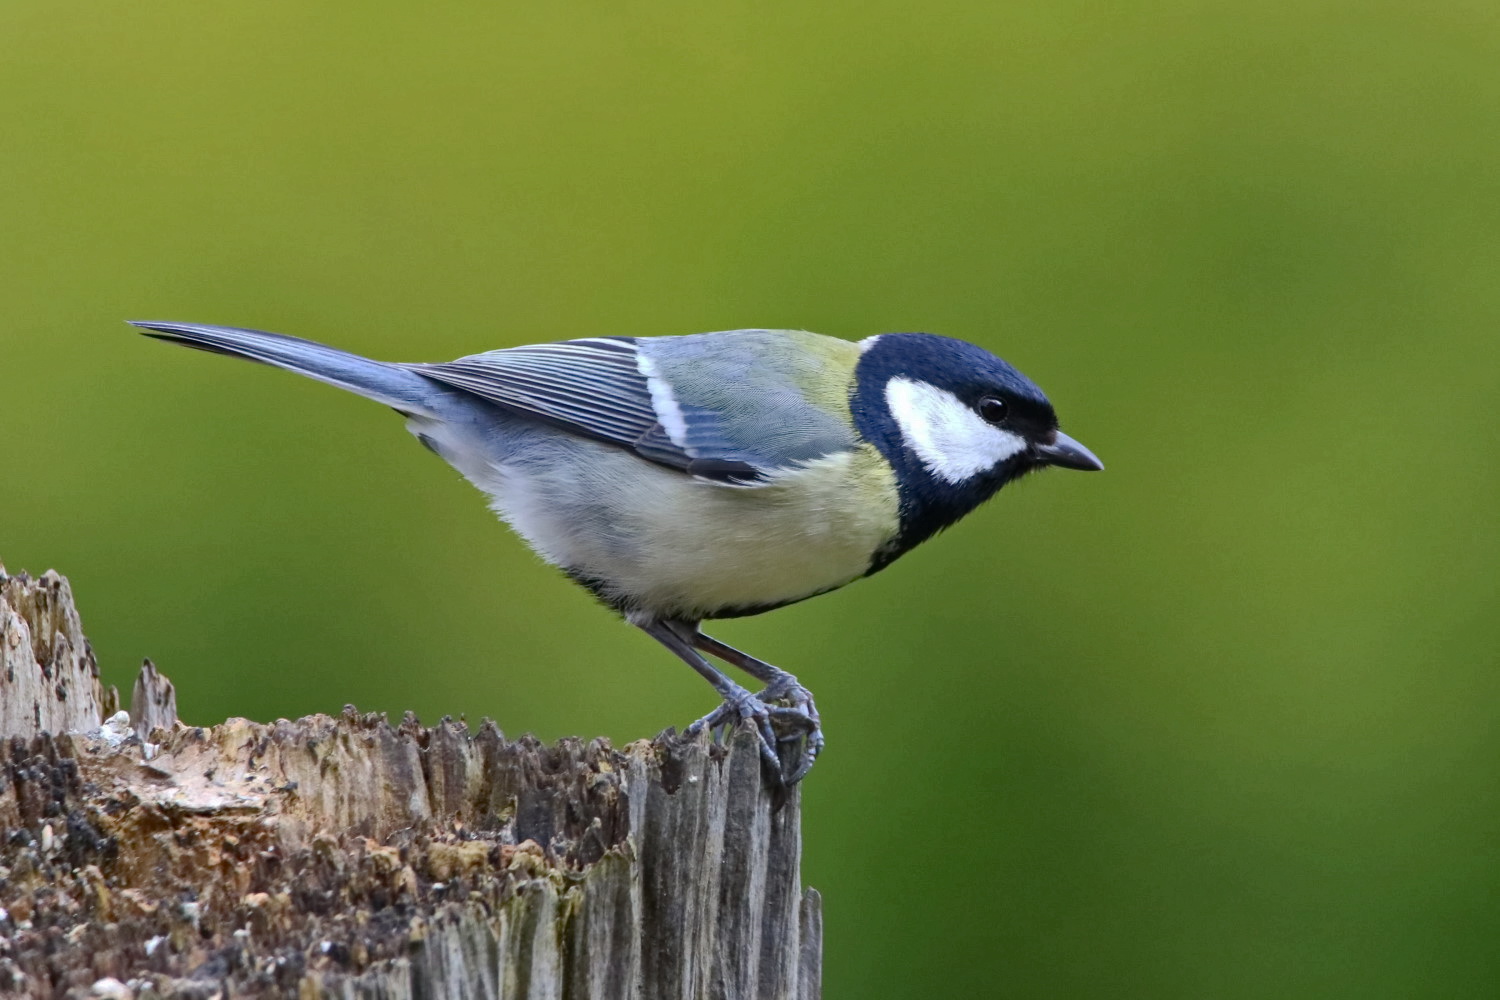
[405,338,764,481]
[404,332,858,484]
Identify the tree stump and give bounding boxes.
[0,562,822,999]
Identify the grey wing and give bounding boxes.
[404,337,800,483]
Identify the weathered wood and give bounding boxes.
[0,564,821,999]
[127,659,175,743]
[0,564,115,740]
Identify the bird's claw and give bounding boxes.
[685,681,823,787]
[684,688,782,777]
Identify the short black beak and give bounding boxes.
[1034,430,1104,471]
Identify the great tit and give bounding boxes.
[134,321,1102,785]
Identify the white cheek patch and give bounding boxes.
[884,376,1028,484]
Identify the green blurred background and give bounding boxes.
[4,2,1498,996]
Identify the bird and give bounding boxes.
[133,321,1102,786]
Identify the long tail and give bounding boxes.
[131,321,449,416]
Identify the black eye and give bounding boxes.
[976,396,1008,424]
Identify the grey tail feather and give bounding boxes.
[130,321,445,416]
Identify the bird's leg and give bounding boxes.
[635,619,785,783]
[691,630,823,786]
[691,632,816,708]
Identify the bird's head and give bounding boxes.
[851,332,1102,565]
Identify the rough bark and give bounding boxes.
[0,563,821,999]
